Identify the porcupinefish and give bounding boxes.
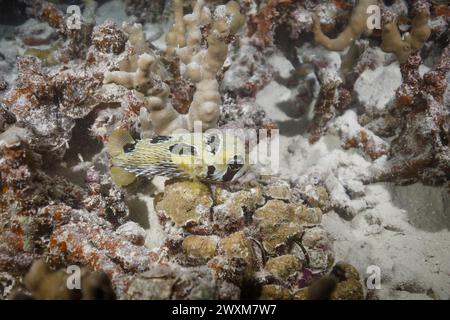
[107,129,249,186]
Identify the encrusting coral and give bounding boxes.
[149,178,362,300]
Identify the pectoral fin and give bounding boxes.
[108,129,135,157]
[110,166,136,186]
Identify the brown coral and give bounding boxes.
[381,8,431,64]
[377,45,450,185]
[247,0,293,47]
[22,260,115,300]
[308,82,351,143]
[313,0,377,51]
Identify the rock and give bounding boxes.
[297,206,322,224]
[127,265,219,300]
[299,185,329,209]
[265,255,302,281]
[301,227,330,248]
[92,20,127,54]
[258,285,291,300]
[330,278,364,300]
[0,272,16,299]
[263,180,292,200]
[155,181,213,227]
[212,186,263,233]
[219,231,257,277]
[115,221,146,246]
[207,255,247,285]
[213,185,264,208]
[308,250,334,270]
[253,200,303,254]
[182,235,219,259]
[354,63,401,113]
[292,288,308,300]
[301,227,334,270]
[127,274,176,300]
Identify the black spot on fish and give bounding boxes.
[206,165,216,178]
[150,136,171,144]
[221,155,244,181]
[222,165,244,182]
[124,143,136,153]
[169,143,197,156]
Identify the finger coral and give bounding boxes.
[313,0,378,51]
[381,7,431,63]
[103,0,245,135]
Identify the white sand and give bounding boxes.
[256,52,450,299]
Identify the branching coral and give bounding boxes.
[103,0,245,135]
[312,0,377,51]
[247,0,293,47]
[381,7,431,63]
[377,45,450,185]
[307,81,351,144]
[313,0,432,64]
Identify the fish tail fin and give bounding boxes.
[110,166,137,186]
[107,129,135,157]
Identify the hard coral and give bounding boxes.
[313,0,377,51]
[150,178,351,299]
[247,0,293,47]
[381,7,431,63]
[22,260,115,300]
[381,45,450,184]
[104,0,245,135]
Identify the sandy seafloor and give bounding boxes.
[257,52,450,300]
[1,0,449,300]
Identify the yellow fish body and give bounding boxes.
[107,129,249,186]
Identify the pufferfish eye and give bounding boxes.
[228,162,243,171]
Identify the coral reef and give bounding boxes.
[1,0,449,302]
[313,0,377,51]
[21,260,115,300]
[381,4,431,63]
[103,0,245,135]
[149,178,354,299]
[375,45,450,185]
[124,0,169,24]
